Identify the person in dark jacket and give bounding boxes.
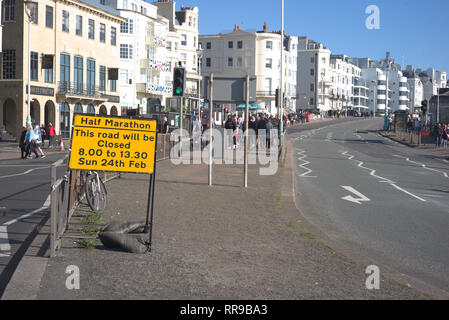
[224,115,237,148]
[19,127,27,159]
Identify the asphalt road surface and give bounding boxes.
[289,118,449,293]
[0,152,68,297]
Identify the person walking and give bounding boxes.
[19,127,27,159]
[224,115,237,149]
[257,115,267,150]
[266,116,274,151]
[441,124,449,149]
[47,122,56,148]
[192,116,202,150]
[24,126,40,159]
[435,123,442,148]
[34,124,46,158]
[162,116,169,134]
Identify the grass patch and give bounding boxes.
[300,232,316,241]
[288,221,299,229]
[78,239,96,250]
[84,212,104,225]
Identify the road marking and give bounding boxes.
[342,151,426,202]
[326,132,333,142]
[0,226,11,257]
[297,149,317,178]
[341,186,371,205]
[0,166,51,179]
[3,194,51,226]
[393,155,449,179]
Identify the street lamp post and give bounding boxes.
[384,60,390,131]
[372,80,377,118]
[197,49,202,118]
[279,0,284,149]
[24,1,35,127]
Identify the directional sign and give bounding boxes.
[341,186,371,205]
[69,115,157,174]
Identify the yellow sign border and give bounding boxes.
[68,114,158,175]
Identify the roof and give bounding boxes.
[78,0,121,17]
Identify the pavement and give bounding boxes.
[0,150,68,298]
[289,118,449,299]
[29,118,429,300]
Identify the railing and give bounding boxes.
[395,127,421,145]
[57,82,106,99]
[256,91,275,97]
[50,134,173,257]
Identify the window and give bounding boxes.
[99,66,106,91]
[86,59,95,95]
[74,56,83,93]
[30,51,38,81]
[237,41,243,49]
[264,78,272,92]
[181,34,187,46]
[237,57,243,67]
[60,53,70,88]
[310,69,314,76]
[88,19,95,39]
[62,10,69,32]
[131,3,137,11]
[87,104,95,115]
[74,103,83,114]
[181,53,187,62]
[228,41,233,49]
[228,57,233,67]
[266,41,273,50]
[311,57,315,63]
[110,74,117,92]
[206,57,211,67]
[76,15,82,36]
[120,18,133,34]
[123,0,128,9]
[100,0,106,4]
[2,50,16,79]
[111,27,116,46]
[206,42,211,49]
[44,62,53,83]
[120,69,129,85]
[265,58,272,69]
[45,6,53,28]
[120,44,133,59]
[167,41,172,51]
[100,23,105,43]
[3,0,15,22]
[310,83,314,92]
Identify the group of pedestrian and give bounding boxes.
[18,122,56,159]
[434,123,449,148]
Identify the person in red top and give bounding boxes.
[47,122,56,148]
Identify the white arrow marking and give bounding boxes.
[341,186,371,205]
[0,226,11,256]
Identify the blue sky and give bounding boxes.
[168,0,448,73]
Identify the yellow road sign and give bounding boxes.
[69,115,157,174]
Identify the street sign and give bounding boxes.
[69,115,157,174]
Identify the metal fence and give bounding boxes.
[395,127,422,145]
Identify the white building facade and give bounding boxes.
[107,0,172,115]
[200,23,296,116]
[153,1,200,113]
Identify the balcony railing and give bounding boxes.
[57,82,106,99]
[256,91,275,97]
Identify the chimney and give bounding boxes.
[263,22,268,33]
[234,24,237,31]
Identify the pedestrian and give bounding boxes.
[192,116,202,149]
[442,124,448,148]
[388,116,393,131]
[435,123,442,148]
[257,115,267,150]
[162,116,169,134]
[47,122,56,148]
[19,126,27,159]
[34,124,46,158]
[224,115,237,149]
[266,117,273,150]
[24,126,40,159]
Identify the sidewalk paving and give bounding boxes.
[35,135,429,300]
[379,131,449,160]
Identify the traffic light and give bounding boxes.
[173,67,186,97]
[275,88,281,107]
[421,100,428,115]
[200,108,204,116]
